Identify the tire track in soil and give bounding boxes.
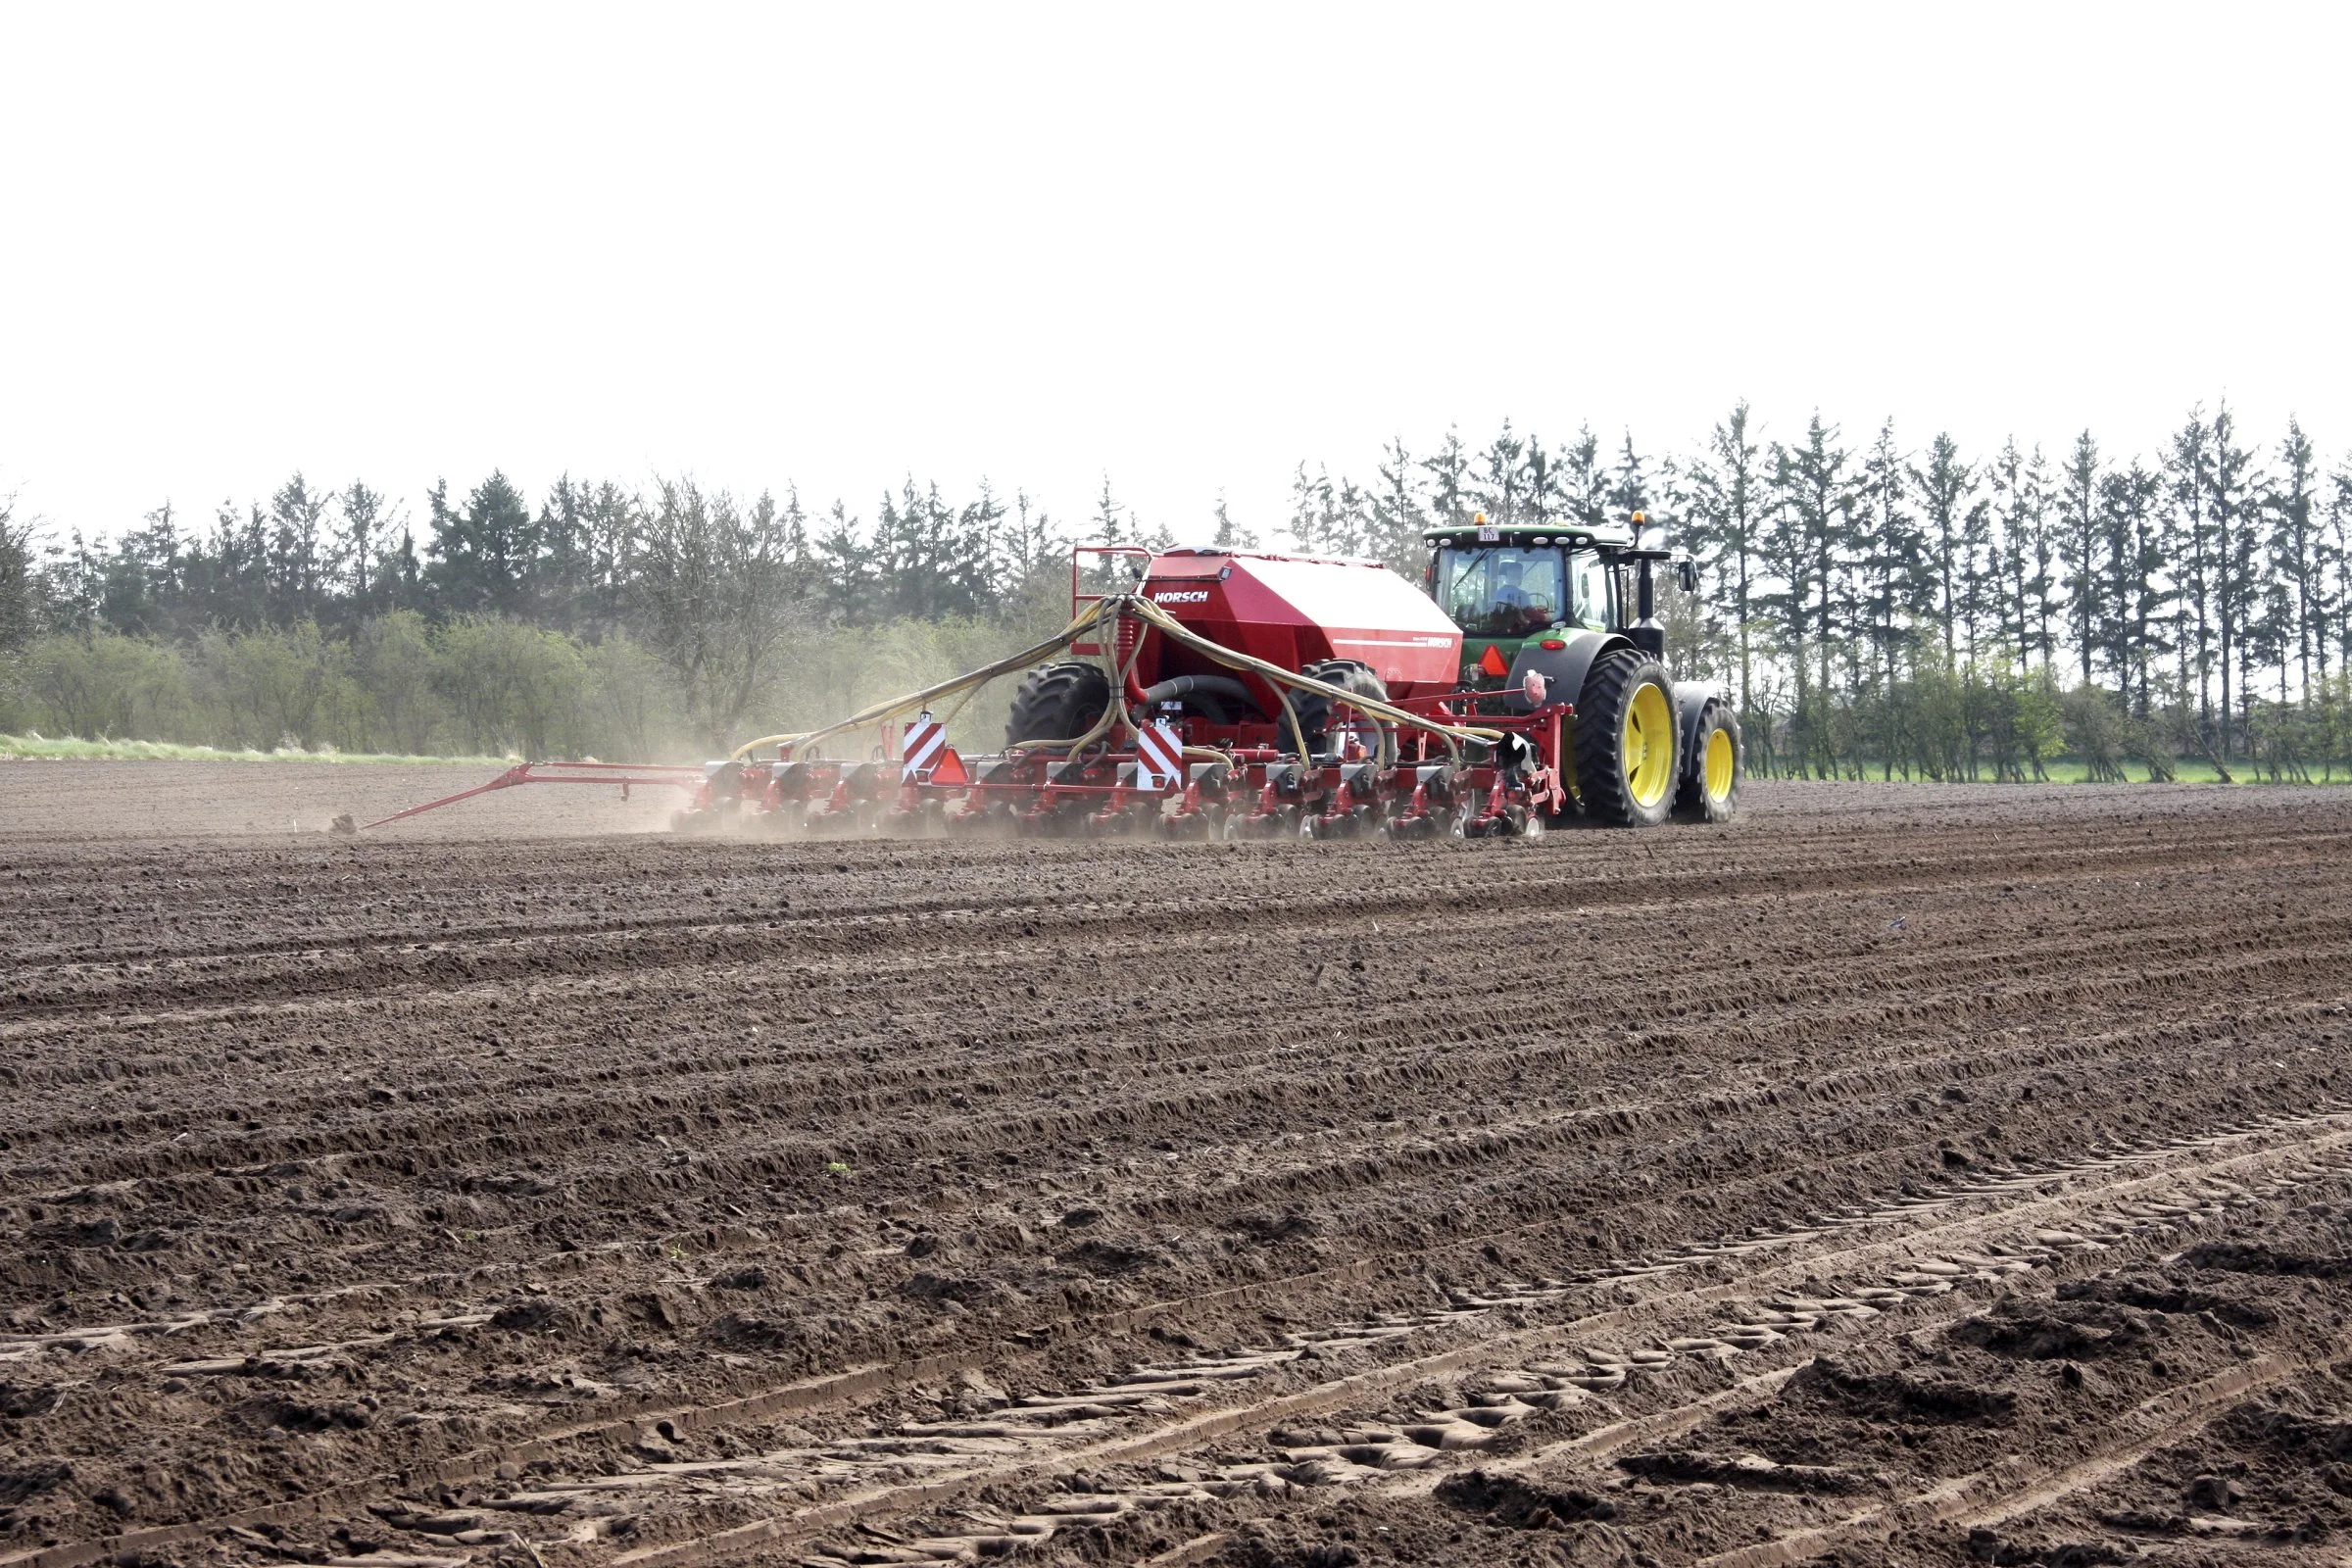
[240,1110,2352,1568]
[7,1018,2315,1423]
[6,782,2352,1568]
[792,1124,2352,1568]
[6,1078,2340,1518]
[1677,1353,2313,1568]
[8,1107,2345,1568]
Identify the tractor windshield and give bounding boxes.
[1436,546,1565,636]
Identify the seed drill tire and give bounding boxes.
[1573,650,1678,827]
[1675,700,1743,823]
[1289,659,1396,766]
[1005,661,1111,746]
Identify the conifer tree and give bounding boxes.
[1004,490,1061,587]
[1858,422,1925,693]
[1470,422,1527,524]
[530,478,583,630]
[2098,463,2171,714]
[957,480,1008,611]
[426,471,534,619]
[1608,433,1649,519]
[2325,466,2352,677]
[2269,419,2322,696]
[1286,464,1333,553]
[1090,475,1128,547]
[1557,426,1607,527]
[2166,412,2216,732]
[1368,438,1425,573]
[1210,495,1257,553]
[336,482,393,612]
[814,501,869,622]
[2206,404,2259,753]
[1520,439,1560,526]
[1418,429,1473,530]
[2056,431,2105,684]
[1686,402,1767,711]
[1764,416,1856,768]
[1911,433,1975,663]
[1988,440,2055,667]
[268,472,333,627]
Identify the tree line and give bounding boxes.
[4,401,2350,779]
[1286,406,2352,782]
[0,471,1106,757]
[25,470,1090,644]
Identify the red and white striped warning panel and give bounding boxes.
[1136,720,1184,790]
[903,712,947,774]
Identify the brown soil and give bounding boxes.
[3,763,2350,1568]
[0,760,675,841]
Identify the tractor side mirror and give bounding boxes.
[1677,561,1699,595]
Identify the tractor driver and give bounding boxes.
[1489,559,1530,633]
[1488,557,1551,633]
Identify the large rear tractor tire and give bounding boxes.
[1005,662,1111,746]
[1572,651,1678,827]
[1283,660,1396,766]
[1675,701,1742,823]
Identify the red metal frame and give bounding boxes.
[1069,545,1152,655]
[360,760,705,829]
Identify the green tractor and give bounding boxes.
[1424,513,1741,825]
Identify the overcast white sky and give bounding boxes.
[2,3,2345,547]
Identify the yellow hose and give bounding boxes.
[1004,606,1151,758]
[729,729,809,760]
[729,593,1502,778]
[730,600,1114,761]
[1124,597,1499,764]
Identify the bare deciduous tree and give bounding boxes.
[0,490,37,652]
[626,478,804,751]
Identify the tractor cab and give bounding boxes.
[1424,515,1647,688]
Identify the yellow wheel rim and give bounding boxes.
[1623,682,1674,808]
[1704,725,1735,802]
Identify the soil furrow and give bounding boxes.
[4,772,2348,1568]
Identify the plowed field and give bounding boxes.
[5,762,2352,1568]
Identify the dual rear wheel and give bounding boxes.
[1676,701,1742,823]
[1571,651,1741,826]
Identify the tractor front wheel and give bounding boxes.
[1573,651,1678,827]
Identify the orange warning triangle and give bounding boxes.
[1478,643,1509,677]
[931,747,968,786]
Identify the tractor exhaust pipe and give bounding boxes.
[1630,535,1666,659]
